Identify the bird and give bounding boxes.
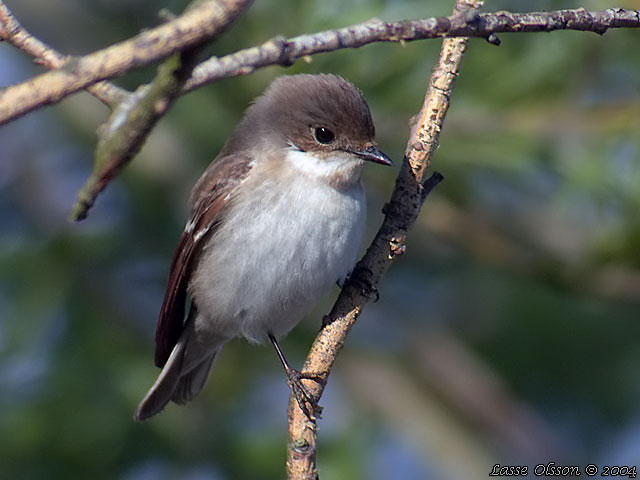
[134,74,391,422]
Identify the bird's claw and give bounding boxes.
[285,367,324,421]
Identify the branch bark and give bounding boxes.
[285,0,480,478]
[69,50,202,222]
[1,7,638,126]
[0,1,127,107]
[68,0,225,221]
[185,7,639,93]
[0,0,253,125]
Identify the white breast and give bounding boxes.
[190,151,366,343]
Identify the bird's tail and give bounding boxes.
[134,325,221,422]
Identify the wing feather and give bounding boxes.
[154,154,253,367]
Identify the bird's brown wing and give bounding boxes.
[154,153,253,367]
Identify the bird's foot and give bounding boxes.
[268,332,325,422]
[284,367,325,421]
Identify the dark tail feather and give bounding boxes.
[134,334,187,422]
[171,352,218,405]
[134,333,221,422]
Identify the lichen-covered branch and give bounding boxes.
[69,51,200,221]
[284,0,481,478]
[0,0,252,125]
[68,1,225,222]
[1,7,638,126]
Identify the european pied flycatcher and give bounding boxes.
[134,74,391,421]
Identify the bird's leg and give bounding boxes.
[268,333,324,421]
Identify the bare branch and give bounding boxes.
[0,0,127,107]
[1,7,638,126]
[186,7,639,93]
[284,0,481,477]
[0,0,253,125]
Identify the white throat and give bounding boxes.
[285,149,364,189]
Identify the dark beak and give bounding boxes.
[353,145,393,166]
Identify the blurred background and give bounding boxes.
[2,0,640,478]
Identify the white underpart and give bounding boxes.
[285,148,360,179]
[190,150,366,344]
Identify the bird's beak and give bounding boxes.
[353,145,393,166]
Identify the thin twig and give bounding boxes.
[1,7,639,126]
[185,7,639,93]
[284,0,481,478]
[0,0,126,107]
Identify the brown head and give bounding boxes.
[222,74,391,167]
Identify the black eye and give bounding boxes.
[314,127,335,144]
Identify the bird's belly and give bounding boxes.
[190,178,365,343]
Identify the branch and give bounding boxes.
[0,1,127,107]
[0,0,253,125]
[185,7,640,93]
[1,7,638,126]
[284,0,479,478]
[69,50,201,221]
[68,1,226,222]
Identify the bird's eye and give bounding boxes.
[314,127,335,144]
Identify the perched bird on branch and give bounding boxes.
[134,74,391,422]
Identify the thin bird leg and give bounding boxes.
[268,333,324,420]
